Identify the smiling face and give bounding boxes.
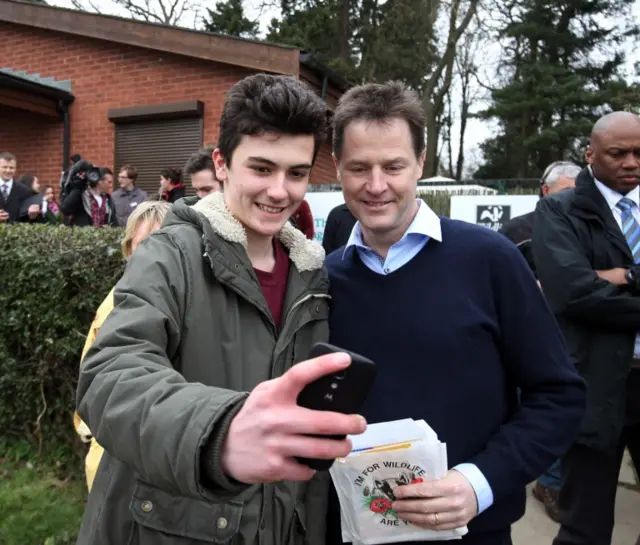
[335,118,424,245]
[0,159,16,182]
[44,187,55,202]
[214,132,314,239]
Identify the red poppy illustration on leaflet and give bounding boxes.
[329,419,469,544]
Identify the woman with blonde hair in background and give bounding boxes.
[73,200,171,491]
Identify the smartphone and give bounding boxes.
[295,342,377,471]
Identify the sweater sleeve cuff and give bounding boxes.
[201,394,250,494]
[453,463,494,514]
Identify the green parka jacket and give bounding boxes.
[76,192,331,545]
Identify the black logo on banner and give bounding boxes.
[476,205,511,231]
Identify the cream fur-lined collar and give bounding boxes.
[192,191,325,272]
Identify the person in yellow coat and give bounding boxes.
[73,200,171,491]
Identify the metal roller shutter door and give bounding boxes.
[114,117,203,198]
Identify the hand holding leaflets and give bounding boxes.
[329,419,470,544]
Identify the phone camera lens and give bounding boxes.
[331,383,338,389]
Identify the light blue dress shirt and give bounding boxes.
[342,199,495,514]
[593,178,640,359]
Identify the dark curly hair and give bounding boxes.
[217,74,328,166]
[160,167,182,185]
[184,146,216,177]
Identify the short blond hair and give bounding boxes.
[121,201,171,258]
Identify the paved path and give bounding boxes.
[513,453,639,544]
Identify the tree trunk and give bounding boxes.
[446,90,454,177]
[456,90,468,180]
[421,0,479,177]
[335,0,350,62]
[424,106,440,178]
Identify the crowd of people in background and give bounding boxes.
[0,147,316,241]
[2,74,639,545]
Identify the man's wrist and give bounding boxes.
[453,463,494,514]
[201,396,248,491]
[625,266,640,290]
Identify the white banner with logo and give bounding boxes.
[449,195,540,231]
[305,191,345,243]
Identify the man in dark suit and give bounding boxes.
[0,151,41,223]
[499,161,579,276]
[499,160,581,522]
[534,111,640,545]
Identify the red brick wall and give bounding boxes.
[311,141,337,185]
[0,22,251,189]
[0,22,338,189]
[0,105,64,193]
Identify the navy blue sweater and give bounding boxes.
[325,218,586,542]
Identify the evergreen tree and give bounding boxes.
[475,0,640,179]
[267,0,340,69]
[267,0,437,86]
[266,0,478,177]
[203,0,259,39]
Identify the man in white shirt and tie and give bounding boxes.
[533,111,640,545]
[0,151,40,223]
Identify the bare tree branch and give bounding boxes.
[69,0,200,26]
[422,0,481,177]
[423,0,479,101]
[71,0,103,13]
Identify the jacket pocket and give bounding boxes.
[129,480,243,544]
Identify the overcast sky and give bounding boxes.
[46,0,640,174]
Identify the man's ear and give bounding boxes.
[332,154,341,182]
[585,145,594,165]
[213,149,228,182]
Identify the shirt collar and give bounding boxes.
[344,199,442,253]
[592,172,640,211]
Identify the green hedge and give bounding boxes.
[0,224,124,461]
[0,189,540,461]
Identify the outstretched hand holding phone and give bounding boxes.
[221,351,368,484]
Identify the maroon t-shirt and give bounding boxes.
[254,239,290,328]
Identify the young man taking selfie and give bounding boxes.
[75,74,366,545]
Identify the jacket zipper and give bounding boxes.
[262,292,330,545]
[269,292,331,380]
[205,250,328,545]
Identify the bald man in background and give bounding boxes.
[533,112,640,545]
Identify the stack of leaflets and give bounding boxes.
[329,418,469,544]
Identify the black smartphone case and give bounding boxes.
[295,342,377,471]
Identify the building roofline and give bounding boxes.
[0,0,300,76]
[0,69,74,101]
[299,52,351,93]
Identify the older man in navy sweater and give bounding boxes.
[324,82,587,545]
